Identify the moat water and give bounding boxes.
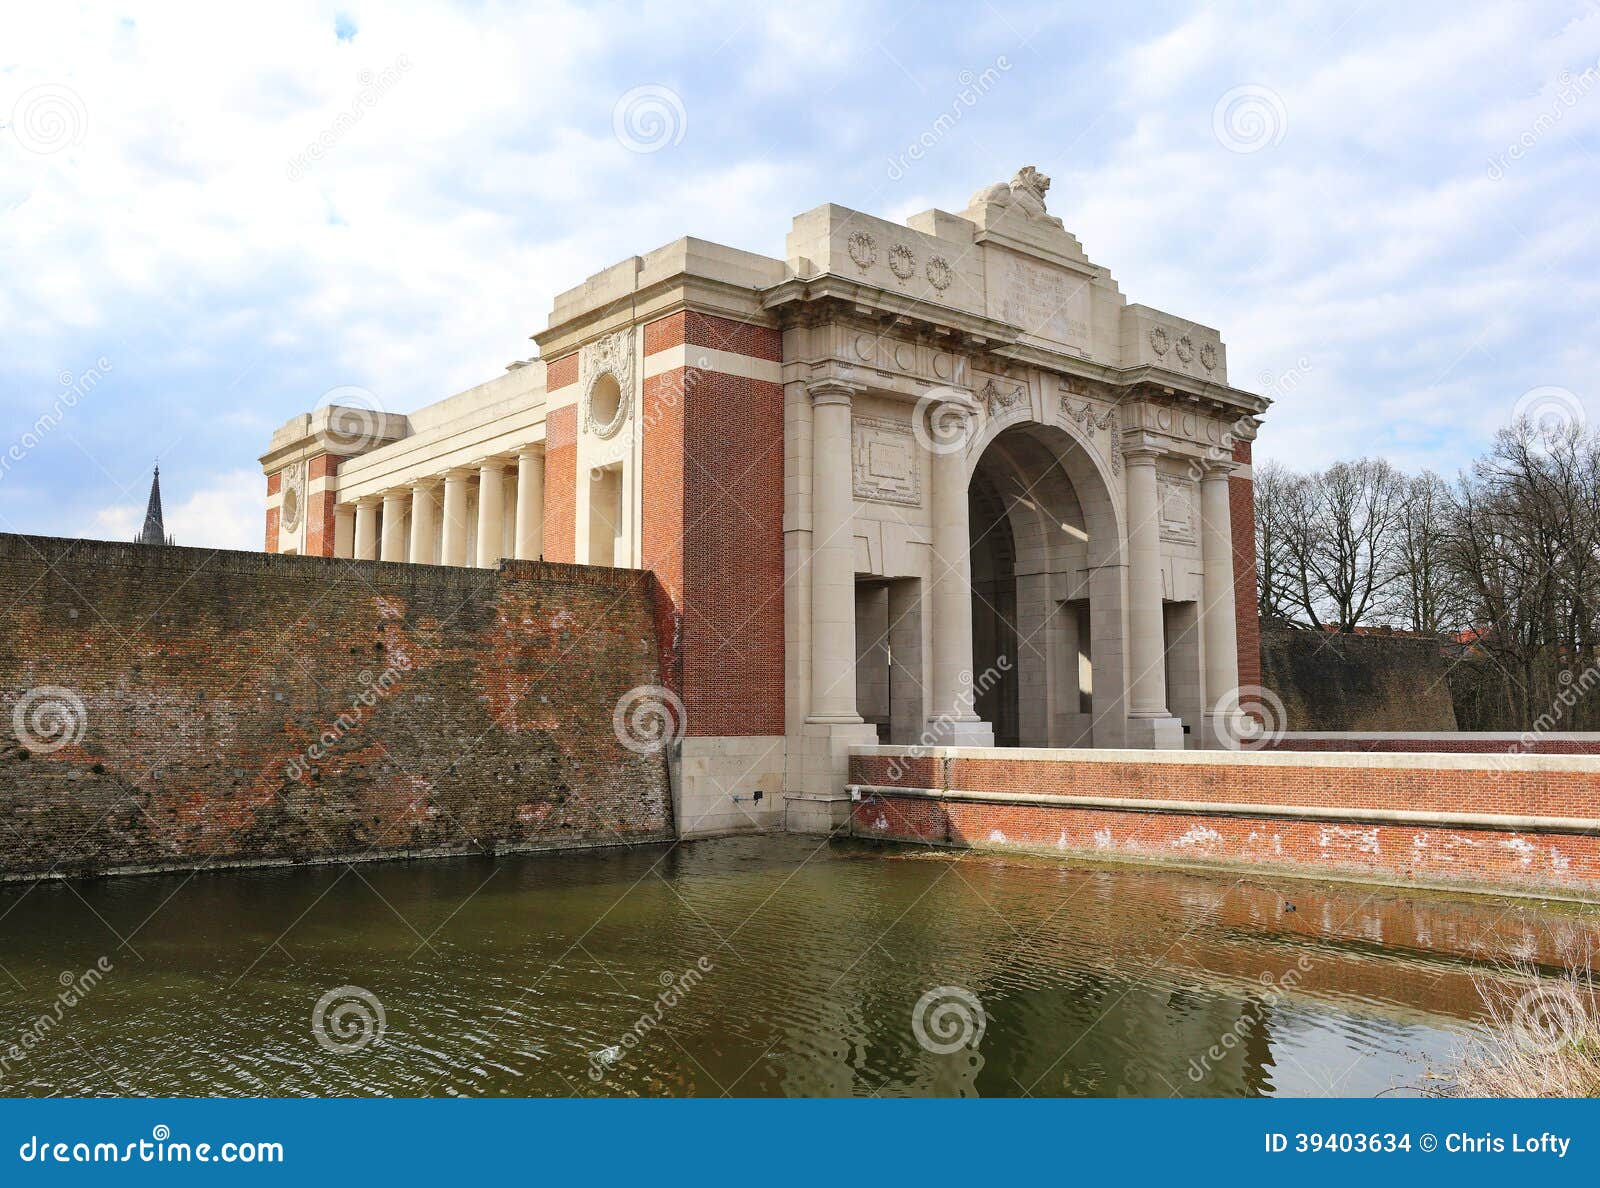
[0,835,1593,1097]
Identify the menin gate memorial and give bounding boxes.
[261,167,1269,835]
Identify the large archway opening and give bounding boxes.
[966,422,1126,749]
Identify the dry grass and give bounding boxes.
[1450,951,1600,1098]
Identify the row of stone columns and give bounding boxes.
[344,447,545,567]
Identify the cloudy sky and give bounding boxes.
[3,1,1598,550]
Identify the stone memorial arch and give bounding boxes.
[262,166,1269,833]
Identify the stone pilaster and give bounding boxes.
[1123,444,1183,749]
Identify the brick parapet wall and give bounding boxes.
[849,746,1600,896]
[0,535,672,879]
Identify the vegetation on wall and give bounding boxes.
[1255,419,1600,732]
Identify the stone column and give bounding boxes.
[1124,445,1183,748]
[925,399,993,746]
[475,459,506,569]
[1200,461,1242,747]
[380,491,408,562]
[333,505,355,559]
[408,481,437,566]
[353,498,379,561]
[514,447,544,561]
[440,469,471,567]
[806,382,862,724]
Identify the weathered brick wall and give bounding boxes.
[850,747,1600,896]
[0,535,673,879]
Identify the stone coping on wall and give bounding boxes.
[0,533,656,592]
[850,742,1600,774]
[1278,731,1600,740]
[845,783,1600,835]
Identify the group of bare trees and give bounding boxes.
[1255,419,1600,730]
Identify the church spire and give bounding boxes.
[135,465,171,546]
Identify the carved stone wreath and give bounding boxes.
[580,327,635,440]
[847,230,877,273]
[888,243,916,282]
[1148,327,1170,357]
[1199,342,1217,372]
[1174,335,1195,365]
[926,255,953,292]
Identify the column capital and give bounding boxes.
[441,466,475,482]
[474,456,508,473]
[1200,457,1238,480]
[354,493,383,507]
[514,442,545,459]
[807,379,863,407]
[1122,445,1162,465]
[408,476,439,493]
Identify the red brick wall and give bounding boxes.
[546,353,578,393]
[543,404,577,564]
[0,535,673,879]
[305,453,338,557]
[1231,440,1260,692]
[641,312,784,737]
[644,310,784,361]
[849,751,1600,894]
[264,504,279,553]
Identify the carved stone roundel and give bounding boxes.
[847,230,877,273]
[888,243,916,282]
[1174,335,1195,365]
[1199,342,1217,372]
[581,328,634,440]
[1148,327,1170,357]
[926,256,953,291]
